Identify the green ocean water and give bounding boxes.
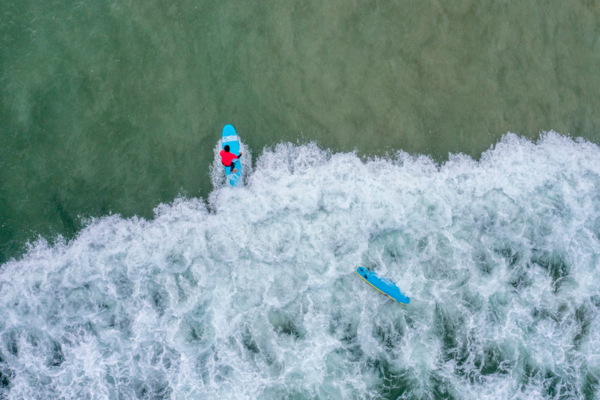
[1,0,600,263]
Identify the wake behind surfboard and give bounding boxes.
[222,124,242,187]
[356,266,410,304]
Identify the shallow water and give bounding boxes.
[1,133,600,399]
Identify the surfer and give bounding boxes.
[220,145,242,173]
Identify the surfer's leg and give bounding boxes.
[230,161,237,173]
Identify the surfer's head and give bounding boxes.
[224,145,230,152]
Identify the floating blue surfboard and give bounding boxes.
[222,124,242,187]
[356,267,410,304]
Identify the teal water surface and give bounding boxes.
[2,3,600,398]
[1,0,600,263]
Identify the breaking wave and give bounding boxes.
[1,132,600,399]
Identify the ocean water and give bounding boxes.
[1,133,600,399]
[2,0,600,398]
[2,0,600,263]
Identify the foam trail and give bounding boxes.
[1,132,600,399]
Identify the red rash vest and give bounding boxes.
[220,150,238,166]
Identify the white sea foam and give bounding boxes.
[1,132,600,399]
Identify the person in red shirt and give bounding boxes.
[220,145,242,173]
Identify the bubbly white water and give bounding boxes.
[1,132,600,400]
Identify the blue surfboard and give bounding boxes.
[356,267,410,304]
[222,124,242,187]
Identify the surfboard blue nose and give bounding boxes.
[222,124,236,136]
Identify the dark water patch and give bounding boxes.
[241,327,260,355]
[62,321,98,345]
[516,355,576,398]
[366,356,413,398]
[556,303,570,321]
[379,369,411,400]
[0,352,11,392]
[542,370,561,398]
[372,320,404,353]
[508,264,534,291]
[143,281,169,317]
[573,304,592,350]
[591,294,600,310]
[531,306,562,327]
[328,311,359,344]
[542,370,577,399]
[48,341,65,367]
[152,290,166,316]
[417,237,429,253]
[268,310,305,340]
[164,251,188,273]
[133,376,172,400]
[520,357,541,386]
[494,245,521,268]
[329,315,362,362]
[527,303,565,329]
[433,304,467,365]
[582,371,599,400]
[530,249,569,291]
[112,270,134,299]
[342,343,364,364]
[473,249,495,275]
[340,324,358,345]
[2,330,19,357]
[186,321,206,343]
[177,303,213,349]
[0,370,9,388]
[108,310,132,333]
[429,372,458,400]
[474,344,512,376]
